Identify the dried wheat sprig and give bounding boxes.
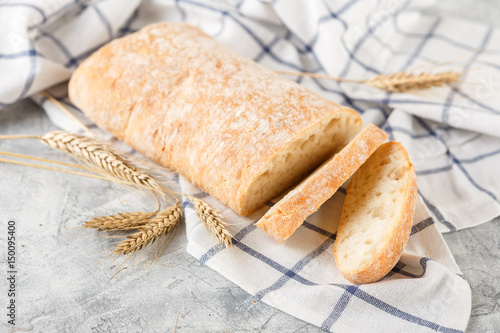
[40,90,93,136]
[188,196,233,248]
[0,150,89,170]
[113,203,182,255]
[0,134,39,140]
[38,131,163,194]
[0,156,107,180]
[363,71,462,93]
[0,149,179,204]
[84,211,158,231]
[275,70,462,93]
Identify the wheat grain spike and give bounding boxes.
[364,71,461,93]
[39,131,161,192]
[114,203,182,255]
[190,197,233,248]
[84,211,157,231]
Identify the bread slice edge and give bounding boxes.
[256,124,388,242]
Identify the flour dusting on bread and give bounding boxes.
[68,22,362,216]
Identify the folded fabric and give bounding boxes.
[3,0,500,331]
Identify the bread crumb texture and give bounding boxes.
[256,124,388,243]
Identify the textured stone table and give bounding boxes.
[2,2,500,332]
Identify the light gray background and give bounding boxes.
[1,1,500,332]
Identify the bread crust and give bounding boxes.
[68,22,361,216]
[333,142,417,284]
[256,124,388,243]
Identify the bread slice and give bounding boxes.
[333,142,417,284]
[256,124,388,243]
[68,22,362,216]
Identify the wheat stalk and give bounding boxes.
[0,156,108,180]
[189,196,233,248]
[363,71,461,93]
[84,211,157,231]
[0,150,89,170]
[38,131,162,194]
[276,70,461,93]
[0,150,181,204]
[114,203,182,255]
[40,90,93,135]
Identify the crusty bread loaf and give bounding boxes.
[333,142,417,284]
[256,124,388,243]
[68,22,362,216]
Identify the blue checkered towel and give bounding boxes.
[3,0,500,331]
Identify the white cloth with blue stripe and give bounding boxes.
[3,0,500,331]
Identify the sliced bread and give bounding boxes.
[333,142,417,284]
[256,124,388,243]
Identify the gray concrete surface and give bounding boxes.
[2,2,500,332]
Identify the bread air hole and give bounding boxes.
[370,204,385,219]
[300,134,317,151]
[326,118,340,132]
[365,240,372,244]
[380,156,392,166]
[388,166,405,180]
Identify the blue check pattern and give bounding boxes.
[4,0,499,331]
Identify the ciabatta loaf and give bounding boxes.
[68,22,362,216]
[333,142,417,284]
[256,124,388,243]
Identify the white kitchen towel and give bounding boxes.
[2,0,500,331]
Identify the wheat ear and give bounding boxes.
[84,211,158,231]
[276,70,461,92]
[39,131,162,194]
[189,196,233,248]
[114,203,182,255]
[363,71,461,93]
